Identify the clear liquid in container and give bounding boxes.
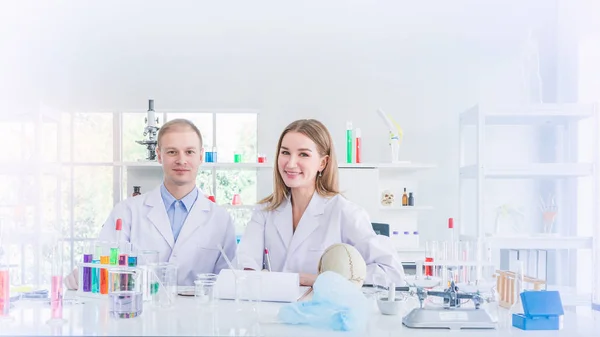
[109,291,143,319]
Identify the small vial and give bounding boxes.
[212,146,218,163]
[234,152,242,163]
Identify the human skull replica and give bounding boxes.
[317,243,367,287]
[381,190,395,206]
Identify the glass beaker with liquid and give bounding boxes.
[195,273,218,308]
[138,250,159,302]
[151,262,178,309]
[108,268,143,319]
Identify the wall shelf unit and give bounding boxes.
[458,102,599,305]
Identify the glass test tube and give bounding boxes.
[0,219,10,318]
[127,245,138,291]
[118,242,130,291]
[48,241,66,324]
[0,259,8,318]
[110,242,119,266]
[100,245,110,295]
[92,242,102,294]
[82,242,93,292]
[139,250,159,302]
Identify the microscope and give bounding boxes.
[136,99,160,161]
[403,278,497,330]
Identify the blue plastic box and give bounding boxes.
[512,291,564,331]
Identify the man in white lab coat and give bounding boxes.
[65,119,237,288]
[236,119,405,286]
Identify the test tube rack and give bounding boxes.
[495,269,545,308]
[76,262,141,299]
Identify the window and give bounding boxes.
[1,109,259,288]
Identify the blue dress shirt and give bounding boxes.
[160,183,199,242]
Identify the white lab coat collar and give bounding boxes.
[144,185,212,248]
[273,191,328,256]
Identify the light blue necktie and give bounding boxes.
[172,200,185,241]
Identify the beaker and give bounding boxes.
[109,268,143,318]
[235,273,262,314]
[138,250,159,302]
[151,262,178,309]
[109,291,143,319]
[194,273,218,308]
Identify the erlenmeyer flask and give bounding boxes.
[509,261,525,314]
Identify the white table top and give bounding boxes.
[1,292,599,336]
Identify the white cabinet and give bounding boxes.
[458,102,599,304]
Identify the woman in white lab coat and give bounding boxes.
[236,119,405,286]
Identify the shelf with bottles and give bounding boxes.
[380,205,433,211]
[120,161,436,171]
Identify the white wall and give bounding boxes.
[0,0,556,242]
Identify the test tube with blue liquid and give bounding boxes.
[128,246,138,290]
[92,242,102,294]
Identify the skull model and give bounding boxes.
[318,243,367,287]
[381,190,395,206]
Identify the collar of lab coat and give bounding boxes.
[274,191,328,254]
[144,184,211,248]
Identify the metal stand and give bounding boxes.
[402,279,497,330]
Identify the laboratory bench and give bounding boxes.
[1,292,598,337]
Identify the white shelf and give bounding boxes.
[120,161,436,171]
[461,235,593,250]
[460,103,596,126]
[0,111,61,123]
[0,162,62,175]
[120,162,274,169]
[380,205,433,211]
[397,247,426,253]
[220,204,255,211]
[339,162,436,170]
[460,163,593,179]
[423,260,495,267]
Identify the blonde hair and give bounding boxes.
[157,118,203,148]
[259,119,339,210]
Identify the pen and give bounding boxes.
[264,248,272,272]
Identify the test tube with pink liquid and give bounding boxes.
[47,241,66,325]
[0,221,11,320]
[0,257,8,319]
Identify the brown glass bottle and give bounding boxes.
[132,186,141,197]
[402,188,408,206]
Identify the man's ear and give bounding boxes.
[156,147,162,164]
[199,147,205,164]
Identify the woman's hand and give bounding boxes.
[299,273,318,286]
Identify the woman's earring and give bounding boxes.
[318,171,322,177]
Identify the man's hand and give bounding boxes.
[299,273,317,286]
[64,268,79,290]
